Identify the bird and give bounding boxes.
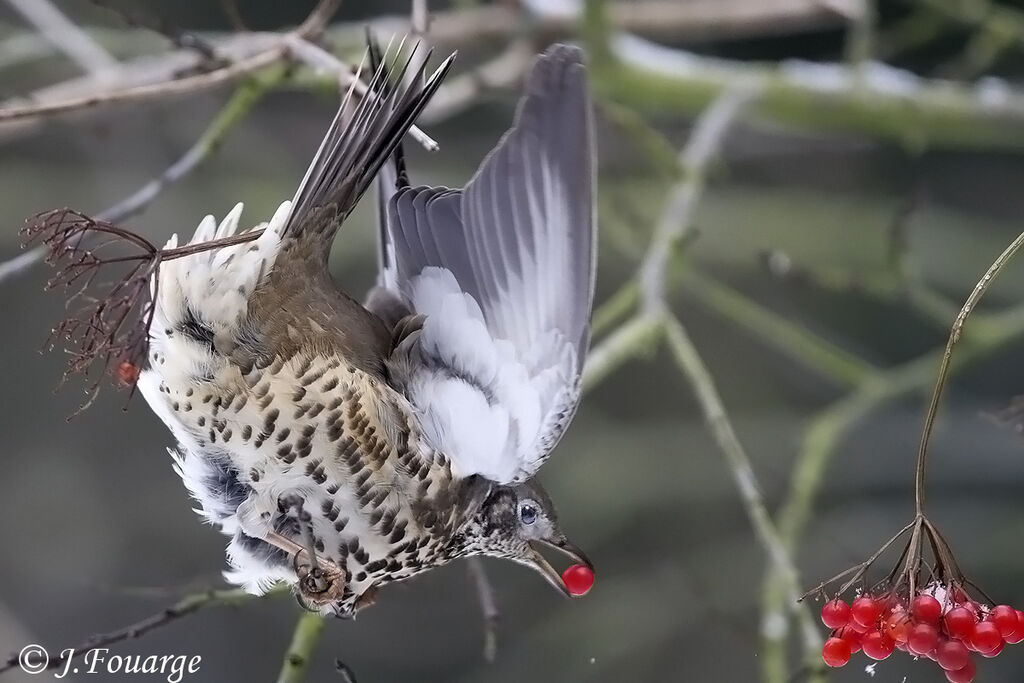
[134,41,596,618]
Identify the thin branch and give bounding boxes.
[283,35,439,151]
[582,313,665,391]
[0,46,283,124]
[0,0,336,126]
[467,557,500,663]
[5,0,120,77]
[842,0,875,72]
[0,64,285,287]
[609,32,1024,151]
[680,270,877,388]
[591,280,640,338]
[0,587,274,675]
[638,86,757,313]
[913,228,1024,514]
[0,0,844,147]
[276,611,326,683]
[663,315,822,658]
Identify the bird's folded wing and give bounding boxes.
[383,45,596,483]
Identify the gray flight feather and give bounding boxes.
[388,44,594,364]
[378,44,597,481]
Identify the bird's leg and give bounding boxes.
[237,496,345,605]
[286,500,346,605]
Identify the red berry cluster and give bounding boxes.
[820,587,1024,682]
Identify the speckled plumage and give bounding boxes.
[138,43,596,615]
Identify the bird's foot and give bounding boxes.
[295,557,346,605]
[259,529,346,605]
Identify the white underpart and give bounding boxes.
[138,201,289,529]
[403,267,577,483]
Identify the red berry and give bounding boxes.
[1005,610,1024,644]
[822,637,852,667]
[981,640,1004,657]
[937,639,970,671]
[885,608,911,643]
[912,594,943,624]
[851,596,882,629]
[908,623,940,656]
[116,360,140,386]
[839,627,863,653]
[945,657,977,683]
[561,564,594,596]
[861,631,895,660]
[944,607,977,640]
[970,621,1002,654]
[821,599,850,629]
[989,605,1017,637]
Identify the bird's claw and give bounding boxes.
[295,556,346,605]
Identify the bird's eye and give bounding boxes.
[520,504,538,525]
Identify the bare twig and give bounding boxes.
[0,65,285,287]
[0,47,282,124]
[0,0,845,146]
[5,0,120,77]
[283,35,439,151]
[0,587,272,675]
[638,86,757,313]
[467,557,501,663]
[0,0,336,126]
[664,315,823,658]
[680,271,876,388]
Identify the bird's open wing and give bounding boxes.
[381,45,596,483]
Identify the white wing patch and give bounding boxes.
[402,267,578,482]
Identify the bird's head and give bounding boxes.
[462,479,592,597]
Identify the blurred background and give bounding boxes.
[4,0,1024,681]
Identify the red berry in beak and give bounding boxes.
[562,564,593,596]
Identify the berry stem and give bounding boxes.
[913,229,1024,515]
[801,519,917,600]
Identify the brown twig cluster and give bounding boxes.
[23,208,163,411]
[22,209,265,412]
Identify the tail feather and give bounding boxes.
[369,33,413,292]
[283,43,454,253]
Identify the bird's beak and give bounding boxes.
[527,536,593,598]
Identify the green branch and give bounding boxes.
[680,271,878,389]
[277,611,327,683]
[595,52,1024,152]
